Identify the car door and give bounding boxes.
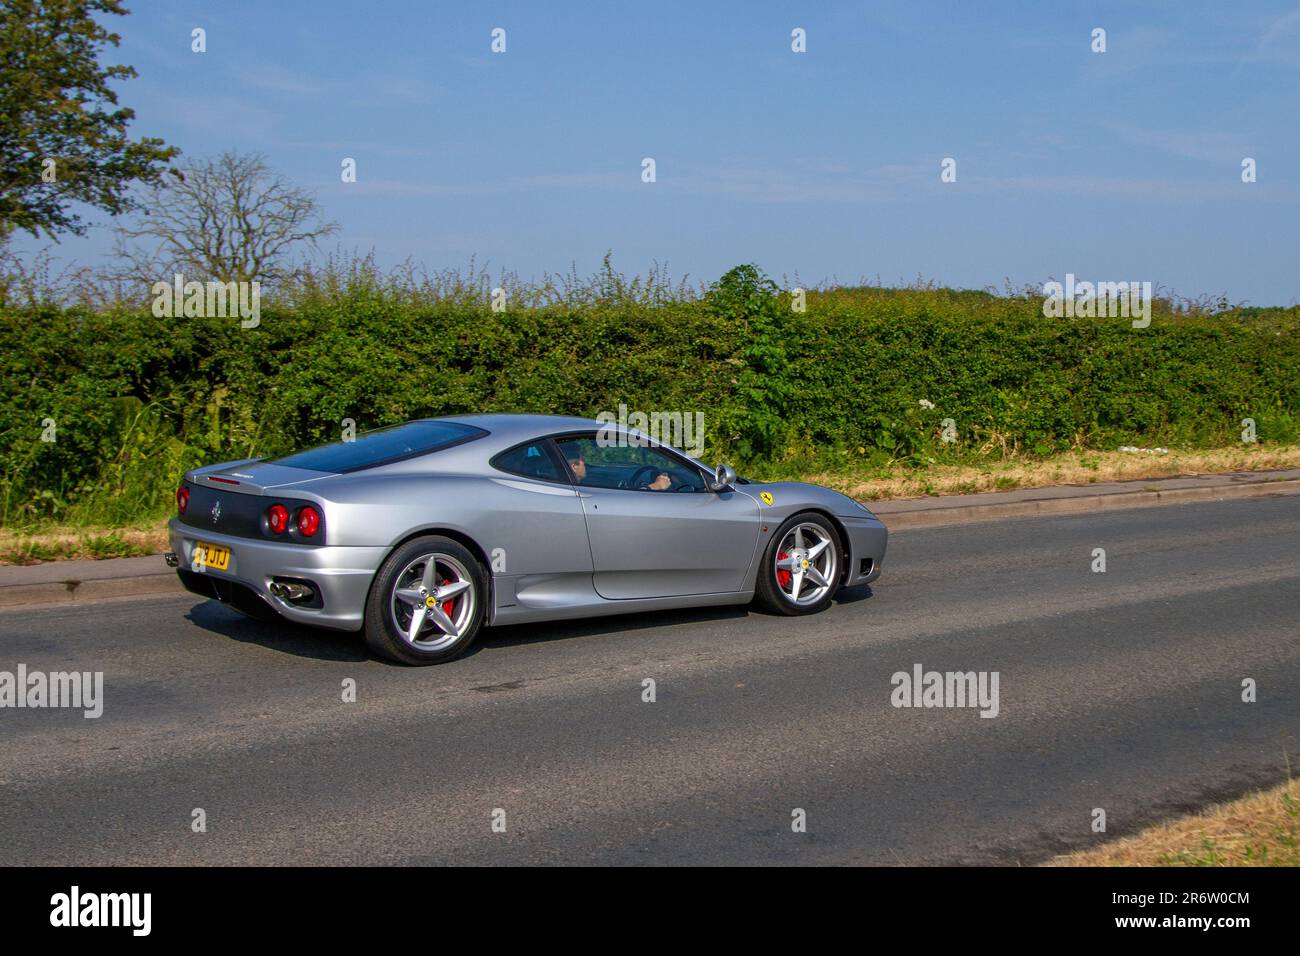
[553,434,761,600]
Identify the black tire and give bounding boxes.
[753,512,843,616]
[363,535,487,665]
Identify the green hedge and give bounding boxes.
[2,267,1297,526]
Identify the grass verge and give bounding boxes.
[1048,779,1298,866]
[0,525,167,566]
[1,443,1298,565]
[810,443,1300,502]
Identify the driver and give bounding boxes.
[566,454,672,491]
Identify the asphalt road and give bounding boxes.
[1,494,1297,865]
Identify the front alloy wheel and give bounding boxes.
[773,521,838,607]
[754,512,843,615]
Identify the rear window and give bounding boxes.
[271,420,487,473]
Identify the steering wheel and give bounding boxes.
[628,464,667,490]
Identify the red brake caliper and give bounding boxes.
[438,575,455,618]
[776,551,792,589]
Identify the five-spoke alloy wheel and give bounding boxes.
[754,512,843,615]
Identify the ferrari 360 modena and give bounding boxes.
[167,414,888,664]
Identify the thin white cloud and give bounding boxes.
[237,64,330,96]
[965,173,1298,203]
[1257,7,1300,46]
[1254,6,1300,66]
[149,92,279,138]
[336,170,631,199]
[337,160,1300,206]
[667,161,923,203]
[1107,125,1254,165]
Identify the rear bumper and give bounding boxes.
[167,518,387,631]
[839,514,888,588]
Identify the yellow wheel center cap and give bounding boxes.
[425,596,437,608]
[801,559,809,569]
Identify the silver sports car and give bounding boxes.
[167,414,888,664]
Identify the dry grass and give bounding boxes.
[1048,779,1299,867]
[811,444,1300,502]
[0,524,168,565]
[2,444,1298,565]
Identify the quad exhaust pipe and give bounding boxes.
[269,580,315,602]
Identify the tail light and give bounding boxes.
[296,505,321,538]
[267,503,289,534]
[176,486,189,514]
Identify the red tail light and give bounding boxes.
[176,486,189,514]
[267,503,289,534]
[296,505,320,538]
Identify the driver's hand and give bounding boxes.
[647,473,672,491]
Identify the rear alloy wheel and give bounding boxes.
[364,535,486,664]
[754,513,842,615]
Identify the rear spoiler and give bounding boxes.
[187,460,333,496]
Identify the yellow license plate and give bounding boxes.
[193,542,231,571]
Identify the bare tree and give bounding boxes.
[112,150,338,285]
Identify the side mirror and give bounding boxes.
[708,463,737,492]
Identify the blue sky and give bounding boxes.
[19,0,1300,303]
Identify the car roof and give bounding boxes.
[423,412,707,468]
[433,413,605,445]
[336,413,711,478]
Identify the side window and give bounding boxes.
[555,435,705,493]
[491,442,566,483]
